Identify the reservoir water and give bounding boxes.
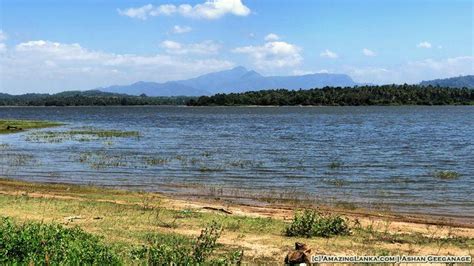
[1,106,473,219]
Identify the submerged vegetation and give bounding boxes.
[187,85,474,106]
[25,128,140,143]
[433,170,461,180]
[0,120,62,134]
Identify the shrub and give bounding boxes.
[0,217,120,264]
[132,221,242,265]
[285,210,350,238]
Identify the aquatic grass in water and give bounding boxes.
[0,120,62,134]
[433,170,460,180]
[25,128,140,143]
[329,161,343,169]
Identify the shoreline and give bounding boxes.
[4,177,474,228]
[1,177,472,261]
[2,177,473,230]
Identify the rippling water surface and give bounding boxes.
[1,106,473,218]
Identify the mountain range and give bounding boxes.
[99,66,357,96]
[420,75,474,88]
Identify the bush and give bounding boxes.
[285,210,350,238]
[0,217,120,264]
[131,221,242,265]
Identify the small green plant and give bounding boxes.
[433,170,460,180]
[285,209,350,238]
[0,217,119,264]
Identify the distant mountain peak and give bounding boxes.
[241,70,262,79]
[99,66,357,96]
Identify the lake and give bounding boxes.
[1,106,473,220]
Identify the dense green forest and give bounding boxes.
[0,90,194,106]
[2,85,473,106]
[187,85,474,106]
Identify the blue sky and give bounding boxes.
[0,0,473,94]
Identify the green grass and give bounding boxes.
[0,216,120,264]
[0,216,243,265]
[132,221,243,265]
[0,120,62,134]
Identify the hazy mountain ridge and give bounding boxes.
[420,75,474,88]
[99,66,357,96]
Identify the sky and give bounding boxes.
[0,0,473,94]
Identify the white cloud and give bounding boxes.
[233,40,302,70]
[117,4,153,20]
[346,56,474,84]
[417,41,432,48]
[316,69,330,74]
[118,0,251,20]
[0,30,7,53]
[264,33,280,42]
[160,40,221,55]
[362,48,376,57]
[171,25,192,34]
[320,49,338,59]
[292,69,330,75]
[0,40,234,94]
[0,30,7,42]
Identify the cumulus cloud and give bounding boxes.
[232,40,302,70]
[0,40,234,94]
[320,49,338,59]
[346,56,474,84]
[171,25,192,34]
[118,0,250,20]
[160,40,221,55]
[417,41,432,48]
[117,4,154,20]
[264,33,280,41]
[362,48,376,57]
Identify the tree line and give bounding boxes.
[187,85,474,106]
[1,85,473,106]
[0,91,194,106]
